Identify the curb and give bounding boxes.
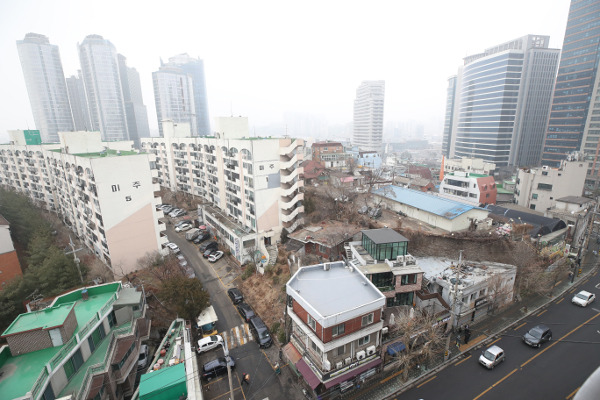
[382,262,599,400]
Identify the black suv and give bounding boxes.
[523,324,552,348]
[249,316,273,348]
[228,288,244,304]
[193,232,211,244]
[236,303,256,322]
[199,241,218,252]
[202,357,235,380]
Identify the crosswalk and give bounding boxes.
[220,324,254,350]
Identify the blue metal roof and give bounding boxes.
[373,185,484,220]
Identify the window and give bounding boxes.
[319,244,327,253]
[532,193,538,199]
[542,171,548,176]
[308,315,316,330]
[361,313,374,327]
[401,274,417,285]
[310,340,322,355]
[537,183,553,191]
[63,349,84,380]
[335,345,346,356]
[332,323,345,337]
[108,311,116,328]
[259,165,264,170]
[358,335,370,346]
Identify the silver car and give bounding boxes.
[479,345,505,369]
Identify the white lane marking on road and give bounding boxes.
[234,326,241,347]
[595,283,600,289]
[593,307,600,313]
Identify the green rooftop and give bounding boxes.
[2,302,75,337]
[139,362,187,400]
[449,172,489,178]
[48,148,142,158]
[0,283,120,399]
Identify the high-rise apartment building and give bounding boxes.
[448,35,559,167]
[118,54,150,148]
[153,54,210,136]
[78,35,130,141]
[66,71,92,131]
[17,33,74,143]
[0,130,165,276]
[352,81,385,152]
[442,76,457,157]
[542,0,600,191]
[140,117,305,269]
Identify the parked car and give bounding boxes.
[479,345,505,369]
[174,220,188,228]
[249,316,273,348]
[165,242,180,254]
[175,222,193,232]
[369,207,382,218]
[194,232,211,244]
[209,251,224,263]
[138,344,149,370]
[197,335,223,354]
[161,205,174,213]
[177,255,188,267]
[201,357,235,380]
[199,241,218,252]
[358,205,370,215]
[172,209,187,218]
[203,248,217,258]
[169,209,182,217]
[572,290,596,307]
[227,288,244,304]
[522,324,552,348]
[236,303,256,322]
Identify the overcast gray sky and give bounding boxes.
[0,0,571,142]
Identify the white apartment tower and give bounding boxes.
[0,130,165,276]
[78,35,130,142]
[353,81,385,152]
[140,117,305,268]
[17,33,74,143]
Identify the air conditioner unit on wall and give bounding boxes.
[336,361,343,369]
[344,357,352,365]
[356,350,366,361]
[366,345,376,356]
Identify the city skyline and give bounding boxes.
[0,0,571,143]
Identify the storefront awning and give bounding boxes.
[324,358,382,389]
[386,341,406,355]
[296,359,321,390]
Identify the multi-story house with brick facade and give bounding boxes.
[439,171,497,207]
[0,130,166,277]
[0,214,22,288]
[311,141,350,170]
[285,261,386,395]
[346,229,424,308]
[140,118,305,269]
[0,282,150,400]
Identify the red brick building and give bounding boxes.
[0,214,22,289]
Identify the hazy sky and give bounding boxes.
[0,0,571,142]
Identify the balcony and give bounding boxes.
[281,192,304,209]
[281,206,304,222]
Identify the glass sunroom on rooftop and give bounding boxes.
[361,228,408,261]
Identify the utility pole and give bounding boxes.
[222,340,235,400]
[65,235,84,283]
[444,250,463,361]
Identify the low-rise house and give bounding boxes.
[372,185,490,232]
[419,257,517,327]
[301,160,327,186]
[439,171,497,206]
[312,141,350,169]
[287,221,362,261]
[0,282,150,400]
[394,176,435,192]
[285,261,385,395]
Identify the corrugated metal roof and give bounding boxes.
[373,185,484,220]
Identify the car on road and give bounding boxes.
[249,316,273,348]
[227,288,244,304]
[165,242,180,254]
[522,324,552,348]
[479,345,505,369]
[572,290,596,307]
[236,302,256,322]
[197,335,223,354]
[208,251,224,263]
[177,255,188,267]
[137,344,149,370]
[201,357,235,380]
[175,222,193,232]
[193,232,211,244]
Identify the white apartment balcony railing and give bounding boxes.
[281,206,304,222]
[281,192,304,209]
[279,140,301,156]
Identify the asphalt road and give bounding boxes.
[398,270,600,400]
[166,224,303,400]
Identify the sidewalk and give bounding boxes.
[349,253,599,400]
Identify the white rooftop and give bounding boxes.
[287,261,385,327]
[418,257,516,289]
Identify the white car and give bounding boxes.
[175,223,192,232]
[479,345,505,369]
[138,344,149,369]
[177,254,188,267]
[208,251,224,263]
[197,335,223,354]
[572,290,596,307]
[165,242,180,254]
[169,208,181,217]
